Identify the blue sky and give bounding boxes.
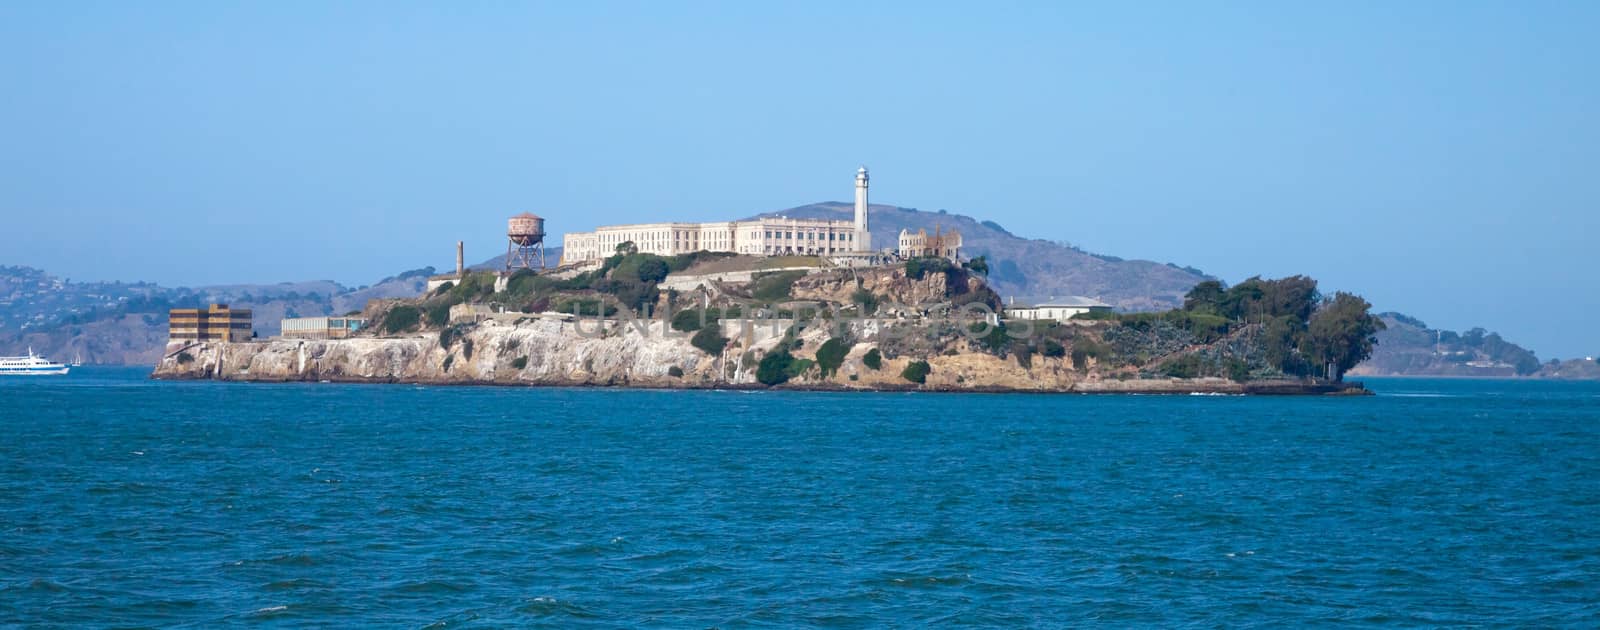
[2,2,1596,358]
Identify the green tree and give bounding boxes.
[381,305,421,333]
[905,257,955,280]
[815,338,848,378]
[851,288,879,314]
[1039,339,1065,358]
[901,360,931,384]
[635,258,670,284]
[1262,315,1308,375]
[756,351,794,386]
[615,241,638,255]
[964,256,990,276]
[1183,280,1227,314]
[690,327,728,355]
[862,348,883,370]
[1302,292,1386,381]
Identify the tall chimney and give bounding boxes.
[456,241,465,278]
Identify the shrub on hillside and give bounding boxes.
[862,348,883,370]
[969,322,1011,356]
[382,305,421,334]
[815,338,848,378]
[906,257,955,280]
[851,288,879,314]
[901,360,931,384]
[672,306,739,332]
[1041,339,1066,358]
[634,258,670,284]
[1071,340,1109,371]
[425,301,453,328]
[757,351,794,386]
[750,270,806,303]
[690,327,729,356]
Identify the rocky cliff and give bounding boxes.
[152,314,1360,394]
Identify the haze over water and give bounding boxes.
[2,369,1596,625]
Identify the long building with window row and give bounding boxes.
[280,316,368,339]
[561,217,861,264]
[560,167,877,265]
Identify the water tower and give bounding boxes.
[506,212,547,271]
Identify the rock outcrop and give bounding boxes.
[153,313,1362,394]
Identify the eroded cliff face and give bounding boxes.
[151,313,1302,393]
[789,267,997,310]
[157,318,731,387]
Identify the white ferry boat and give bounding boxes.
[0,348,70,376]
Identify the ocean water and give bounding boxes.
[2,369,1597,627]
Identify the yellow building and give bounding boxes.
[169,304,253,342]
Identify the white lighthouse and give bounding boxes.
[854,166,871,252]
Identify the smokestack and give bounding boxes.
[456,241,465,278]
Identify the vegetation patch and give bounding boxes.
[906,257,955,280]
[690,326,729,356]
[814,338,848,378]
[381,305,422,334]
[862,348,883,370]
[671,306,741,333]
[851,288,880,314]
[1040,339,1066,358]
[751,270,806,303]
[756,351,794,386]
[551,298,615,317]
[439,325,464,349]
[968,322,1012,356]
[510,356,528,369]
[1071,340,1109,371]
[901,360,931,384]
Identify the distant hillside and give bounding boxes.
[0,266,430,365]
[752,203,1210,311]
[1348,313,1543,377]
[469,246,565,272]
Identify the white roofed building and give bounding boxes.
[1004,296,1114,321]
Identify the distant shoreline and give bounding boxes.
[150,369,1369,396]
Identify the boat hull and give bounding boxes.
[0,367,70,376]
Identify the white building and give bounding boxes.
[281,316,368,339]
[559,218,862,264]
[1004,296,1114,321]
[559,168,875,265]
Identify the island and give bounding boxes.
[152,247,1379,395]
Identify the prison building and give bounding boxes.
[560,217,861,264]
[168,304,254,342]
